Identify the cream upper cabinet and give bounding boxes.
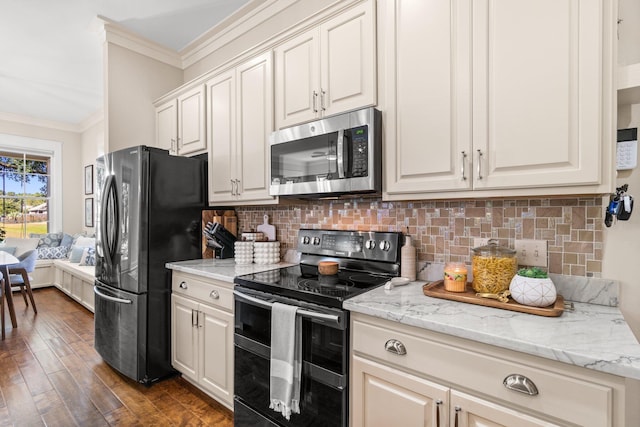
[208,51,276,205]
[155,85,206,156]
[274,0,376,129]
[382,0,615,200]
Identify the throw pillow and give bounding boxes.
[0,247,16,255]
[4,237,40,257]
[79,247,95,266]
[37,246,71,260]
[74,236,95,248]
[30,232,64,248]
[60,233,74,247]
[69,246,86,263]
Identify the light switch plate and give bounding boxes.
[514,239,548,268]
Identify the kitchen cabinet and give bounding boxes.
[351,312,637,427]
[171,271,234,409]
[207,51,276,205]
[155,84,206,156]
[381,0,615,200]
[274,0,376,129]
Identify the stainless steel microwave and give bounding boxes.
[269,107,381,197]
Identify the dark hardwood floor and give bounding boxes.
[0,287,234,426]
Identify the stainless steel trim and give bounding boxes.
[233,290,340,324]
[384,339,407,355]
[94,286,132,304]
[337,129,345,178]
[461,151,467,181]
[503,374,539,396]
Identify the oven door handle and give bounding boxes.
[233,290,341,324]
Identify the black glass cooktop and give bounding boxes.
[233,264,392,308]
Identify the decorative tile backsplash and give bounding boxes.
[236,197,604,277]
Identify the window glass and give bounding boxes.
[0,152,51,238]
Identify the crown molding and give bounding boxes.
[99,16,182,68]
[0,111,83,133]
[79,109,104,133]
[181,0,298,68]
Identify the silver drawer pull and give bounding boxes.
[179,281,187,289]
[503,374,539,396]
[384,339,407,355]
[210,290,220,299]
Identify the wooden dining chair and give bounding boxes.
[8,249,37,314]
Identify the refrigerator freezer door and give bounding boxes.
[94,282,147,382]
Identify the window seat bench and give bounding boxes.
[31,259,95,312]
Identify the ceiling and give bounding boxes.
[0,0,250,128]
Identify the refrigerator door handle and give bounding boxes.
[94,286,133,304]
[101,174,119,266]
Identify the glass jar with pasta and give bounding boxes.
[471,239,517,293]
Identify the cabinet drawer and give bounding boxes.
[352,317,613,427]
[172,274,233,312]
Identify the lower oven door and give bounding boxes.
[234,287,348,427]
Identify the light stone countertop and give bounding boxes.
[344,281,640,380]
[165,258,294,283]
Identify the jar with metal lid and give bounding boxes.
[471,239,517,293]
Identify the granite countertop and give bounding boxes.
[165,258,293,283]
[344,281,640,381]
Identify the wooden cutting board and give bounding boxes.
[422,281,564,317]
[256,215,276,241]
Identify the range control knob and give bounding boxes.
[380,240,391,251]
[365,240,376,250]
[312,236,321,245]
[302,236,311,245]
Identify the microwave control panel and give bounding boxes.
[350,125,369,177]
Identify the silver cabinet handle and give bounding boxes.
[435,399,442,427]
[384,339,407,355]
[503,374,539,396]
[179,281,187,289]
[210,290,219,300]
[177,136,181,149]
[461,151,467,181]
[321,89,326,111]
[313,90,318,113]
[476,149,483,180]
[230,179,235,195]
[191,309,197,327]
[235,179,241,196]
[454,405,461,427]
[170,138,176,154]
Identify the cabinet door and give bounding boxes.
[274,29,319,128]
[198,302,234,406]
[207,70,236,203]
[236,52,275,203]
[472,0,604,189]
[450,389,561,427]
[351,355,449,427]
[382,0,473,196]
[171,294,199,381]
[177,85,207,156]
[320,0,376,118]
[155,99,177,154]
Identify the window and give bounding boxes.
[0,135,62,238]
[0,152,50,238]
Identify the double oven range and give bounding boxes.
[233,229,403,427]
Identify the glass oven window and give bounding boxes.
[271,132,339,185]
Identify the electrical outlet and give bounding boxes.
[514,239,548,268]
[473,238,489,248]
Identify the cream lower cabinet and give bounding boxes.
[351,313,639,427]
[380,0,615,200]
[171,272,234,409]
[207,51,276,205]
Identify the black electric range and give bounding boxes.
[233,229,403,308]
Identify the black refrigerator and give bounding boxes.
[94,146,206,384]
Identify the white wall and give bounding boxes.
[0,117,83,234]
[619,0,640,66]
[81,117,105,234]
[604,103,640,337]
[105,42,182,153]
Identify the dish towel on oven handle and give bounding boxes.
[269,302,302,420]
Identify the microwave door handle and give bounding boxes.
[337,129,345,178]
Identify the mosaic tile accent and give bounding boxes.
[236,197,604,277]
